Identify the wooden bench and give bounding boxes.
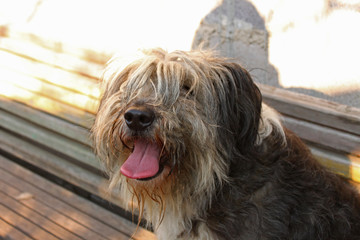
[0,155,155,240]
[0,26,359,238]
[260,84,360,182]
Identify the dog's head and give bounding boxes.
[92,48,269,212]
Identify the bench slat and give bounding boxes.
[0,50,100,99]
[0,81,94,128]
[0,156,156,239]
[0,108,100,170]
[0,36,104,78]
[0,203,59,240]
[0,128,107,198]
[261,84,360,136]
[0,97,91,146]
[0,67,98,113]
[0,26,111,65]
[283,116,360,157]
[0,218,33,240]
[0,191,85,240]
[309,145,360,183]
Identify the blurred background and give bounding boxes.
[0,0,359,108]
[0,0,359,184]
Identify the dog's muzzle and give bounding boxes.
[121,106,164,181]
[124,106,155,131]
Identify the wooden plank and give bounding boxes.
[0,129,111,201]
[0,128,139,213]
[0,204,59,240]
[0,190,84,240]
[0,26,112,65]
[0,96,91,146]
[309,145,360,182]
[0,108,100,170]
[0,50,100,99]
[0,156,156,240]
[0,180,117,240]
[260,84,360,136]
[0,167,122,240]
[0,67,98,113]
[348,154,360,184]
[0,81,94,128]
[0,35,105,78]
[283,116,360,157]
[0,218,33,240]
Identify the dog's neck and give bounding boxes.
[147,194,216,239]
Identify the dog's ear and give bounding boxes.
[217,62,262,152]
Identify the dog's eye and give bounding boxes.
[183,85,190,92]
[182,85,194,97]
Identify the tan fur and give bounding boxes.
[256,103,286,145]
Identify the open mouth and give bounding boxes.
[120,138,165,181]
[136,164,165,181]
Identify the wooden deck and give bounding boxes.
[0,155,156,240]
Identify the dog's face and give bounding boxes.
[92,48,262,208]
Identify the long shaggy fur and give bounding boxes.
[92,48,360,240]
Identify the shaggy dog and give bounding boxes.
[92,49,360,240]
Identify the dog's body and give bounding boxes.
[92,49,360,240]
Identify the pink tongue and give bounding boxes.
[120,139,161,179]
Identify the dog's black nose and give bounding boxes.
[124,107,155,131]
